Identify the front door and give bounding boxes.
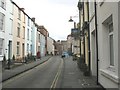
[8,41,12,59]
[22,43,25,58]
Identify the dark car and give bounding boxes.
[61,52,69,58]
[61,54,65,58]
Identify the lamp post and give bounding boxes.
[69,16,77,29]
[68,16,81,56]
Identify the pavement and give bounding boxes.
[59,56,104,89]
[2,56,51,82]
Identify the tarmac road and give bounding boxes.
[2,56,63,88]
[2,56,102,89]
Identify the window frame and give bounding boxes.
[0,0,6,10]
[0,12,5,31]
[16,42,20,55]
[23,26,25,39]
[17,23,20,37]
[27,43,29,53]
[18,8,21,20]
[27,28,29,40]
[108,22,114,66]
[0,38,4,56]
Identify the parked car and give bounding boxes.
[61,52,69,58]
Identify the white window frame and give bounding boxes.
[17,42,20,55]
[0,38,4,56]
[28,18,30,26]
[27,43,29,53]
[18,8,21,20]
[30,44,32,53]
[9,18,13,35]
[17,23,20,37]
[108,22,114,67]
[0,0,6,9]
[0,12,5,31]
[38,34,40,42]
[27,28,29,40]
[23,26,25,39]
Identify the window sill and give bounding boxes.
[17,36,20,38]
[100,69,119,84]
[9,33,12,35]
[16,54,20,56]
[0,55,3,57]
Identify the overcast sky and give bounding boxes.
[13,0,79,41]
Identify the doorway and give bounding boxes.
[8,41,12,59]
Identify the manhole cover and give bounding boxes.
[82,83,90,86]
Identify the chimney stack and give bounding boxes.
[32,17,35,22]
[20,8,25,11]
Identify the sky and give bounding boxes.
[13,0,79,41]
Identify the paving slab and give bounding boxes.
[60,56,103,89]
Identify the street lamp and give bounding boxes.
[68,16,82,56]
[68,16,77,29]
[69,16,74,22]
[68,16,82,55]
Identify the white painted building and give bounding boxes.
[89,1,97,77]
[67,35,72,55]
[40,33,45,57]
[31,18,37,56]
[47,37,54,55]
[97,1,120,88]
[72,38,80,55]
[0,0,13,61]
[25,15,32,56]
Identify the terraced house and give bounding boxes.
[0,0,51,63]
[97,1,120,88]
[12,1,26,62]
[77,0,120,89]
[0,0,13,61]
[25,14,33,58]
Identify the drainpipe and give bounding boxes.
[83,2,86,61]
[87,2,91,75]
[77,1,81,56]
[94,1,99,85]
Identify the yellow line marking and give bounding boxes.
[50,58,63,89]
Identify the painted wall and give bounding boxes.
[31,22,37,56]
[89,1,97,76]
[12,3,25,61]
[25,16,32,57]
[0,0,13,61]
[47,37,54,55]
[118,2,120,89]
[97,2,119,88]
[72,39,80,55]
[40,34,45,57]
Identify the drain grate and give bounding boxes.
[81,79,90,86]
[82,83,90,86]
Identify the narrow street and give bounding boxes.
[3,56,63,88]
[2,56,102,89]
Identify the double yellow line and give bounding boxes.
[50,58,63,89]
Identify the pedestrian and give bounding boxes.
[37,51,41,59]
